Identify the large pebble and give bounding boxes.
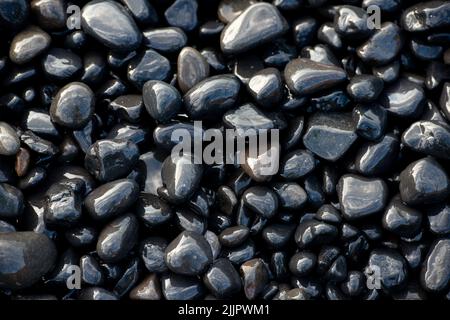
[9,26,50,64]
[421,239,450,293]
[0,122,20,156]
[366,248,408,292]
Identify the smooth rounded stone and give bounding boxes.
[380,79,426,119]
[222,238,256,265]
[240,258,269,300]
[178,47,209,94]
[318,23,343,51]
[399,157,450,206]
[0,122,20,156]
[421,239,450,293]
[85,139,139,182]
[120,0,157,25]
[44,247,78,287]
[219,226,250,248]
[80,52,107,86]
[352,104,387,141]
[130,274,162,300]
[308,89,350,113]
[243,186,278,219]
[201,48,226,72]
[31,0,66,30]
[137,150,165,196]
[220,3,288,55]
[347,75,383,103]
[199,20,224,40]
[372,61,400,83]
[41,48,82,82]
[80,255,103,286]
[127,49,171,89]
[184,75,241,120]
[365,248,408,292]
[0,0,29,29]
[303,112,357,162]
[64,227,97,248]
[160,154,203,204]
[355,133,399,176]
[402,1,450,32]
[0,183,24,219]
[9,26,50,64]
[50,82,94,129]
[164,0,197,32]
[284,58,347,96]
[402,121,450,160]
[410,39,443,61]
[357,22,403,66]
[78,287,118,300]
[143,27,187,53]
[382,196,423,238]
[96,213,138,263]
[334,5,371,39]
[161,273,204,300]
[218,0,256,23]
[114,257,140,297]
[271,182,307,210]
[81,0,141,51]
[316,205,342,225]
[426,204,450,235]
[289,251,316,277]
[84,179,139,220]
[440,82,450,120]
[337,174,388,220]
[340,271,365,297]
[203,258,241,298]
[295,219,338,249]
[18,167,46,190]
[0,232,56,290]
[279,149,316,180]
[44,182,82,228]
[140,237,168,273]
[22,109,58,139]
[165,231,213,276]
[262,223,295,250]
[136,193,172,228]
[142,81,181,124]
[216,186,237,216]
[400,242,427,270]
[247,68,283,108]
[174,208,206,234]
[0,220,15,233]
[107,124,149,147]
[241,141,280,182]
[110,95,143,123]
[20,130,58,163]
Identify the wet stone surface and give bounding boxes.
[0,0,449,302]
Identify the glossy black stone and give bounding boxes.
[97,213,139,263]
[0,232,56,290]
[80,255,104,286]
[140,237,168,273]
[0,183,24,219]
[178,47,209,94]
[262,223,295,250]
[352,104,387,141]
[383,195,423,238]
[42,48,82,82]
[174,208,207,234]
[334,5,371,39]
[357,22,403,66]
[81,0,142,51]
[121,0,158,25]
[240,258,269,300]
[338,174,388,220]
[110,95,143,123]
[293,17,318,48]
[165,0,198,32]
[142,81,181,124]
[247,68,283,108]
[380,79,426,119]
[284,58,347,96]
[402,121,450,160]
[399,157,450,206]
[65,226,97,248]
[295,219,338,248]
[22,109,58,139]
[426,204,450,235]
[127,49,171,89]
[129,274,162,300]
[203,258,241,299]
[347,75,383,103]
[85,139,139,182]
[9,26,51,65]
[402,1,450,32]
[143,27,187,53]
[165,231,212,276]
[184,75,241,120]
[289,251,316,277]
[279,149,316,180]
[161,273,204,300]
[219,226,250,247]
[421,239,450,293]
[303,112,357,161]
[271,182,307,210]
[44,182,82,228]
[136,193,172,228]
[365,248,408,292]
[50,82,94,129]
[84,179,139,220]
[220,3,288,55]
[0,122,20,156]
[243,186,278,219]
